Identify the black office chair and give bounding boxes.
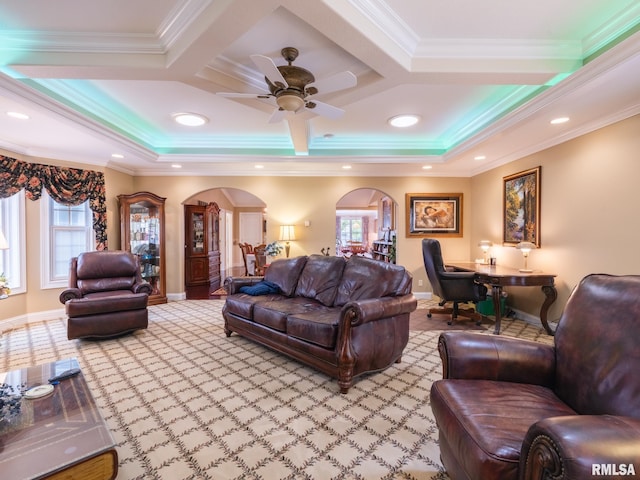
[421,238,488,325]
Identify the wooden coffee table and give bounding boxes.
[0,358,117,480]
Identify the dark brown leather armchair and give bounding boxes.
[422,238,487,325]
[60,250,152,339]
[430,274,640,480]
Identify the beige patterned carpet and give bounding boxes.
[1,299,553,480]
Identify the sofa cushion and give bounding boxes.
[295,255,346,306]
[253,298,325,332]
[286,308,342,348]
[430,379,576,480]
[333,255,408,306]
[264,256,308,296]
[224,293,286,320]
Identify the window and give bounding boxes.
[339,216,363,245]
[41,190,94,288]
[0,190,26,295]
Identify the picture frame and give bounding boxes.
[503,166,540,246]
[405,193,463,237]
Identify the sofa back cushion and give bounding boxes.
[334,255,410,306]
[295,255,346,306]
[76,251,138,294]
[554,274,640,418]
[264,256,308,296]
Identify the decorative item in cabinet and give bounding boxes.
[372,230,396,263]
[118,192,167,305]
[184,202,221,289]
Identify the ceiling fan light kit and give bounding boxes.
[218,47,356,122]
[276,93,305,112]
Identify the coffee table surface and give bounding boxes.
[0,358,117,480]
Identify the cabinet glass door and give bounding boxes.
[129,202,162,295]
[191,212,205,254]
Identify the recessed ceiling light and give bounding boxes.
[474,155,486,161]
[171,164,182,168]
[111,153,124,159]
[388,114,420,128]
[173,113,208,126]
[255,164,264,169]
[422,165,432,170]
[550,117,570,125]
[7,111,29,120]
[342,165,352,170]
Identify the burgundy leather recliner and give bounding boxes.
[430,274,640,480]
[60,250,152,340]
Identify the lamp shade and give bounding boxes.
[516,241,536,255]
[478,240,492,251]
[279,225,296,242]
[0,229,8,250]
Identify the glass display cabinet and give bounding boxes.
[184,202,221,289]
[118,191,167,305]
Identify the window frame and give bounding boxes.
[0,190,26,295]
[40,190,94,289]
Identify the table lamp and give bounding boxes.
[279,225,296,258]
[515,241,536,272]
[478,240,492,264]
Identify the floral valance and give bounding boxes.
[0,155,107,249]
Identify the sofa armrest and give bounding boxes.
[223,276,265,295]
[133,282,153,295]
[59,288,82,304]
[438,331,555,386]
[342,294,417,326]
[521,415,640,479]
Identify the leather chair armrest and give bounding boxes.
[521,415,640,479]
[59,288,82,304]
[133,282,153,295]
[223,276,265,295]
[438,331,555,386]
[341,294,417,326]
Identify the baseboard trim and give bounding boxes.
[412,292,433,300]
[1,308,65,332]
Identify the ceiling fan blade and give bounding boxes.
[268,108,287,124]
[306,71,357,96]
[217,92,271,99]
[305,100,345,120]
[250,54,289,89]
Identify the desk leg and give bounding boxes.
[491,285,503,335]
[540,285,558,336]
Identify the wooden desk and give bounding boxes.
[447,262,557,335]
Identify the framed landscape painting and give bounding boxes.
[503,166,540,246]
[406,193,463,237]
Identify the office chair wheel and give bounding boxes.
[447,320,453,325]
[427,313,432,318]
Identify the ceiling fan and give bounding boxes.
[217,47,357,123]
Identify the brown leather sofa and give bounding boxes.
[60,250,152,340]
[223,254,417,393]
[430,274,640,480]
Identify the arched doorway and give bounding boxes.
[336,189,397,263]
[183,188,266,298]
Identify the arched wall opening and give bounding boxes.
[183,188,266,296]
[335,188,397,263]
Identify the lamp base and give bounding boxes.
[519,268,533,273]
[285,243,290,258]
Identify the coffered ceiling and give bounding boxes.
[0,0,638,177]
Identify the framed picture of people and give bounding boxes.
[405,193,463,237]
